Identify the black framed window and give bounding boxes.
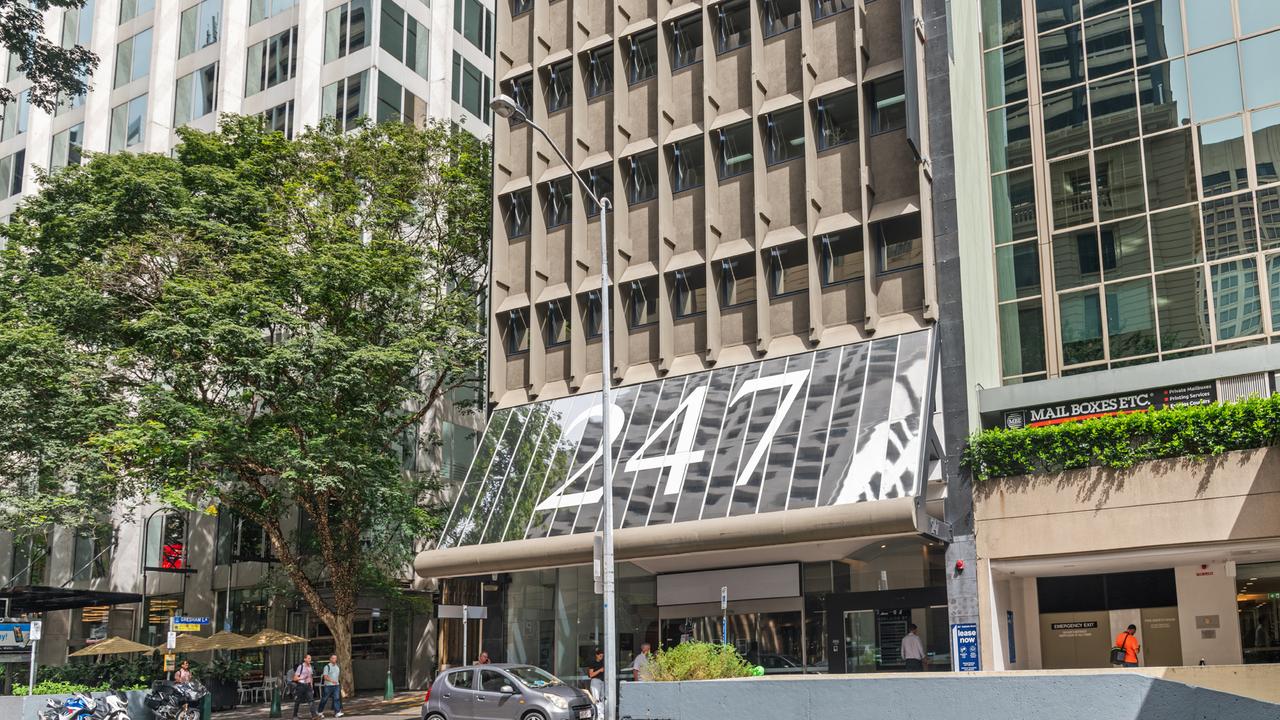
[819,229,865,285]
[718,254,756,307]
[627,29,657,84]
[876,214,923,273]
[542,299,570,346]
[512,0,532,16]
[628,278,659,327]
[625,151,658,204]
[544,58,572,112]
[541,177,572,228]
[585,46,613,97]
[502,73,533,123]
[581,165,612,217]
[715,121,754,178]
[714,0,751,54]
[762,0,800,37]
[764,106,805,164]
[502,189,531,237]
[671,267,707,317]
[668,13,703,69]
[581,290,603,338]
[814,90,858,150]
[868,74,907,134]
[767,242,808,297]
[814,0,852,20]
[504,309,530,355]
[669,138,705,193]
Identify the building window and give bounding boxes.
[581,290,603,338]
[72,526,113,582]
[262,100,294,138]
[669,138,705,193]
[249,0,297,24]
[820,228,864,285]
[380,0,405,58]
[814,90,858,150]
[668,13,703,69]
[324,0,369,63]
[541,176,573,228]
[764,106,805,164]
[174,63,217,126]
[502,73,533,122]
[767,242,808,297]
[503,308,530,355]
[1,90,29,141]
[322,70,369,130]
[380,1,429,78]
[876,214,923,273]
[542,299,570,346]
[108,94,147,152]
[714,0,751,54]
[113,28,152,88]
[502,189,532,237]
[145,512,188,570]
[868,74,907,134]
[581,165,612,217]
[627,29,657,85]
[544,59,572,113]
[377,72,424,125]
[0,150,24,199]
[718,255,756,307]
[119,0,154,23]
[215,511,271,565]
[762,0,800,37]
[10,533,49,586]
[452,52,491,122]
[585,46,613,98]
[456,0,494,56]
[715,121,753,179]
[441,421,477,484]
[245,27,298,96]
[671,267,707,317]
[814,0,852,20]
[179,0,221,57]
[62,0,95,50]
[625,151,658,205]
[627,277,659,327]
[50,124,84,170]
[512,0,533,17]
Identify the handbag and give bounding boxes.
[1110,635,1129,665]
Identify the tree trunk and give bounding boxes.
[328,613,357,698]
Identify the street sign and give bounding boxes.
[163,654,176,672]
[720,587,727,611]
[437,604,487,619]
[952,623,980,672]
[28,621,42,641]
[173,616,209,632]
[167,631,177,650]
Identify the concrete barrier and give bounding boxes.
[619,672,1280,720]
[0,689,151,720]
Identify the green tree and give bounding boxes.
[0,116,490,694]
[0,1,98,111]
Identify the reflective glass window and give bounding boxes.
[984,44,1028,108]
[1106,277,1157,358]
[1050,154,1095,229]
[819,229,865,285]
[996,241,1040,301]
[1036,0,1079,33]
[1131,0,1184,65]
[1137,59,1190,133]
[1199,116,1248,197]
[1185,0,1233,51]
[992,168,1038,244]
[1054,226,1103,290]
[1268,254,1280,331]
[714,0,751,54]
[1211,258,1263,340]
[1188,44,1242,122]
[1095,140,1145,221]
[988,102,1032,171]
[767,242,808,296]
[999,298,1046,376]
[1083,0,1125,18]
[1084,11,1133,79]
[715,121,754,179]
[1259,187,1280,248]
[625,151,658,204]
[1144,129,1196,210]
[1239,0,1280,36]
[1039,24,1086,94]
[1059,288,1105,365]
[982,0,1023,49]
[1089,73,1139,146]
[764,106,805,164]
[1203,192,1259,261]
[1241,32,1280,110]
[1100,217,1151,279]
[1150,204,1205,270]
[814,90,859,150]
[1043,87,1090,158]
[1252,106,1280,185]
[1156,267,1212,350]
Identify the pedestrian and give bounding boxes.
[1113,624,1140,667]
[901,624,927,671]
[587,648,606,703]
[174,659,193,684]
[630,643,652,681]
[292,654,322,719]
[476,651,491,665]
[317,654,344,718]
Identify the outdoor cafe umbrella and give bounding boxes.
[68,636,154,657]
[202,631,258,652]
[247,629,309,690]
[153,633,213,654]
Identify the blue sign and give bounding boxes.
[173,616,210,625]
[953,623,980,672]
[0,622,32,650]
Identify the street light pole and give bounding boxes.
[489,94,617,720]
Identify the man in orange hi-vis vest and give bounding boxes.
[1114,624,1140,667]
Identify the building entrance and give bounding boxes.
[827,586,949,672]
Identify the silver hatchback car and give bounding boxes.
[422,664,596,720]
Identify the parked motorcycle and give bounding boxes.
[37,690,130,720]
[144,679,208,720]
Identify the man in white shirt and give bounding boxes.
[901,624,927,672]
[631,643,652,681]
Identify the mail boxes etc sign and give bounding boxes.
[999,383,1217,430]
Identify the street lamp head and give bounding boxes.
[489,94,524,120]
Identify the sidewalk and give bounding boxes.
[213,690,423,719]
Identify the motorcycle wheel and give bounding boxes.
[178,708,201,720]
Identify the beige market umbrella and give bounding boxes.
[245,629,307,647]
[69,636,154,657]
[153,634,213,654]
[203,631,257,652]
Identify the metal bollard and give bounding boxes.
[201,692,212,720]
[269,685,282,718]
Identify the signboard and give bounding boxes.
[163,654,176,672]
[167,631,177,650]
[437,604,488,620]
[439,330,935,549]
[952,623,980,672]
[998,382,1218,430]
[0,622,32,650]
[28,621,41,641]
[172,616,209,632]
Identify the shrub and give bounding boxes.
[14,680,107,696]
[963,394,1280,481]
[643,642,755,681]
[37,655,162,690]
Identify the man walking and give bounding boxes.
[1114,624,1141,667]
[901,624,927,671]
[631,643,652,681]
[317,654,344,718]
[292,654,321,719]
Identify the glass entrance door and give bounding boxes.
[841,606,949,672]
[843,610,876,672]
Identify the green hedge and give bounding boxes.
[642,642,756,681]
[963,394,1280,481]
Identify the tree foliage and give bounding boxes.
[0,1,98,111]
[0,116,491,692]
[963,395,1280,480]
[643,642,756,682]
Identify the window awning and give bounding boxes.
[0,587,143,614]
[416,329,944,578]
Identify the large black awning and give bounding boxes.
[417,329,943,577]
[0,586,143,614]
